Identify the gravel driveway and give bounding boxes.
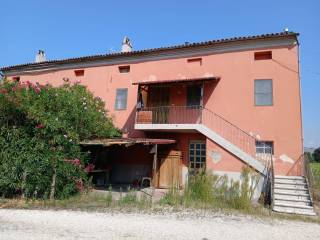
[0,209,319,240]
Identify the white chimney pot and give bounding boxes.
[121,37,133,53]
[35,50,46,63]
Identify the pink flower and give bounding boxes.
[71,159,81,166]
[34,87,41,94]
[0,89,8,94]
[12,86,17,92]
[75,179,84,191]
[35,124,45,129]
[84,164,95,173]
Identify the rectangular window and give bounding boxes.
[254,51,272,60]
[189,142,206,170]
[115,88,128,110]
[12,76,20,82]
[118,65,130,73]
[187,58,202,66]
[254,79,273,106]
[74,69,84,76]
[187,85,202,107]
[256,141,274,154]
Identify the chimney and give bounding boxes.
[121,36,133,53]
[35,50,46,63]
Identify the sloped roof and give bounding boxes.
[1,31,298,72]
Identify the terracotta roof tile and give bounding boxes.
[0,31,298,72]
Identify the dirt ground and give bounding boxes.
[0,209,319,240]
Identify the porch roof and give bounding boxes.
[132,76,220,85]
[80,138,176,146]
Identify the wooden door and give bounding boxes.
[156,150,181,188]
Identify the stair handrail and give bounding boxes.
[302,153,317,203]
[202,107,256,140]
[201,108,265,164]
[270,153,275,208]
[286,154,304,176]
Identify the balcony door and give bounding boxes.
[187,84,202,108]
[147,85,170,123]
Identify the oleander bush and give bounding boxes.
[0,78,120,199]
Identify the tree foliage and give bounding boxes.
[0,78,120,199]
[313,147,320,163]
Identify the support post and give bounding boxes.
[152,144,158,188]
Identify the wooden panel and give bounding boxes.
[136,111,152,123]
[157,150,182,188]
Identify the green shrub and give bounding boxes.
[160,167,258,210]
[159,187,182,207]
[0,79,120,199]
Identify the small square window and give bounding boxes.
[254,51,272,60]
[12,76,20,82]
[115,88,128,110]
[119,65,130,73]
[256,141,274,154]
[74,70,84,76]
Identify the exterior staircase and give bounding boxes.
[135,106,267,175]
[273,175,316,216]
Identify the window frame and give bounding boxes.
[255,141,274,154]
[114,88,128,110]
[254,79,273,106]
[189,141,206,170]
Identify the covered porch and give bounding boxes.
[80,138,182,190]
[134,76,219,128]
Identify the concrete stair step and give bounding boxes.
[273,206,316,216]
[274,194,310,201]
[274,199,312,207]
[274,188,309,195]
[274,202,313,209]
[274,179,306,185]
[274,184,308,190]
[275,175,305,180]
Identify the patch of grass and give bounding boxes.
[311,163,320,188]
[159,187,182,207]
[118,187,138,207]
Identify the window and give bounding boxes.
[256,141,273,154]
[187,85,202,107]
[118,65,130,73]
[189,142,206,170]
[74,69,84,76]
[254,79,273,106]
[187,58,202,66]
[254,51,272,60]
[115,88,128,110]
[12,76,20,82]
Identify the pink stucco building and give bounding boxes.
[1,32,303,197]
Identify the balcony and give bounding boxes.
[136,105,202,125]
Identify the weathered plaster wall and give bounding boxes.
[9,43,302,175]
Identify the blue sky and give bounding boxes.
[1,0,319,147]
